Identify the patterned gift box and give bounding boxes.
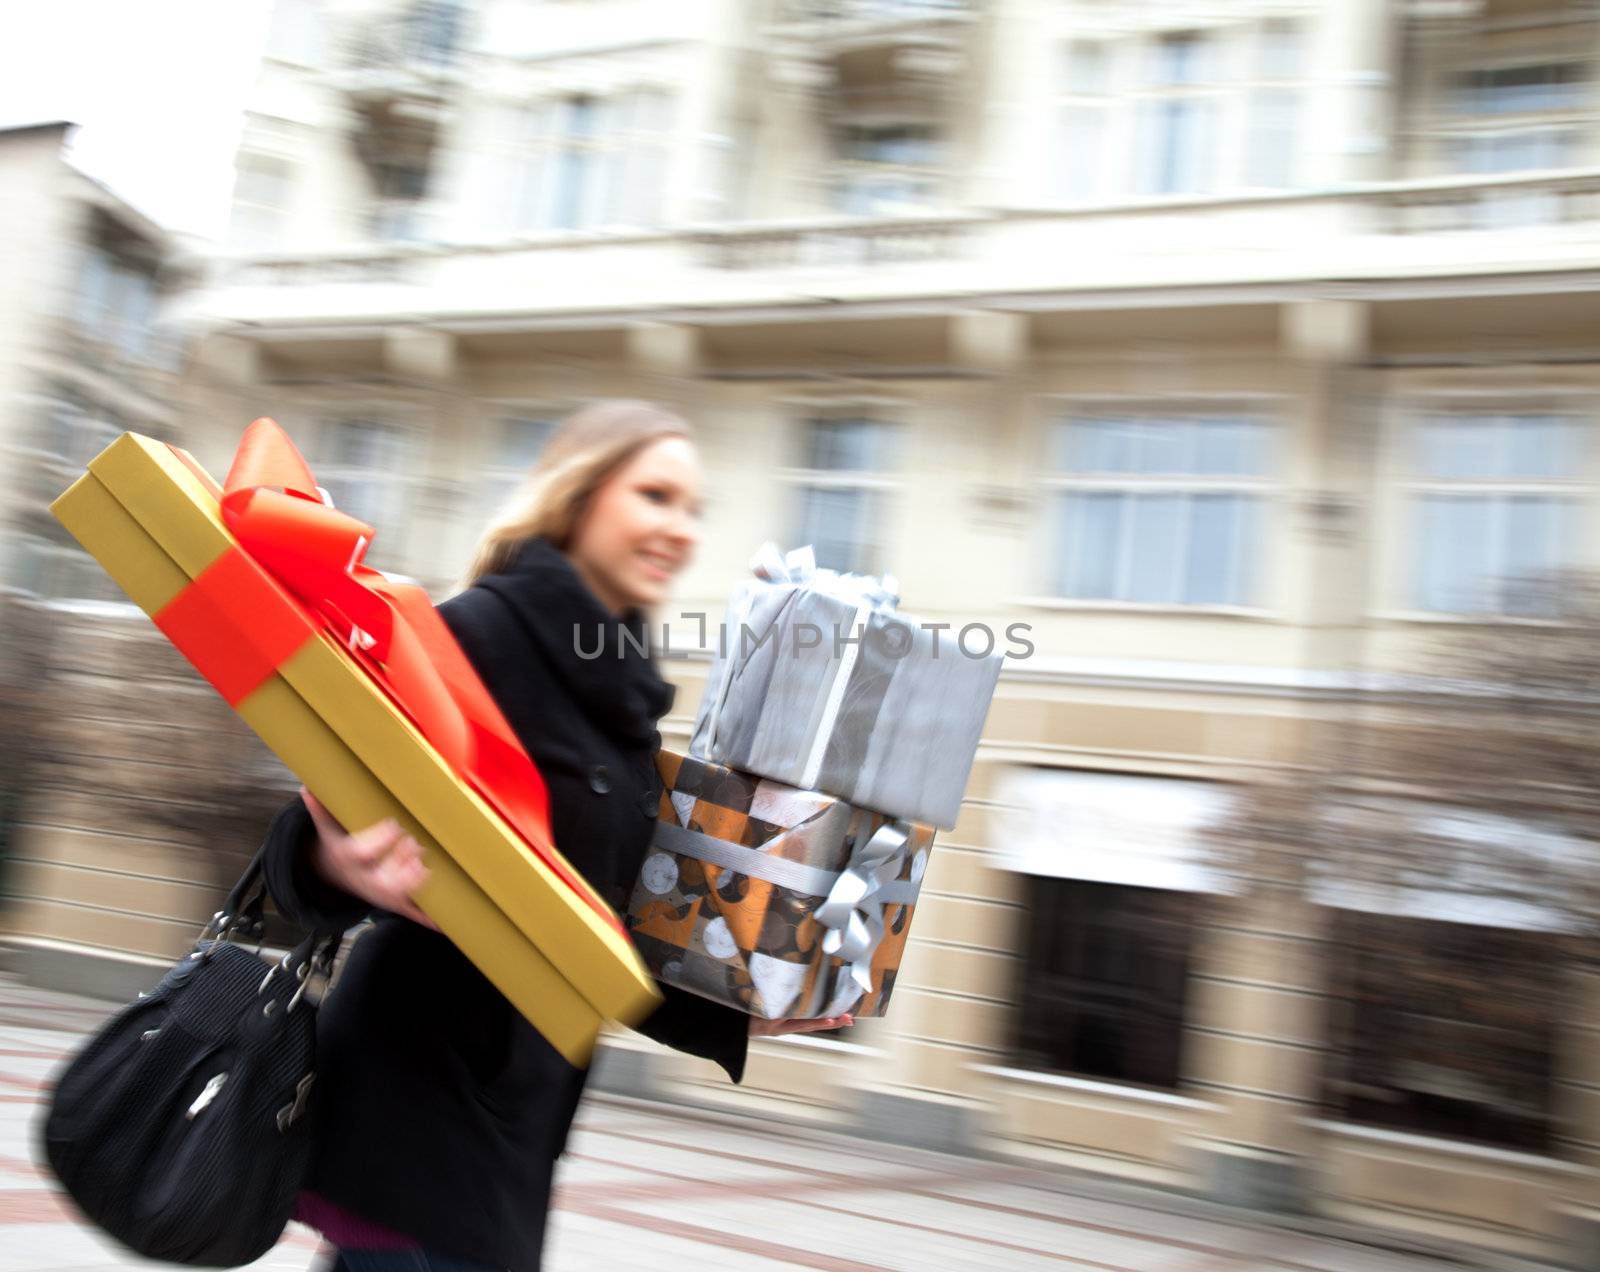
[625,750,934,1020]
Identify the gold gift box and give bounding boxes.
[51,433,662,1064]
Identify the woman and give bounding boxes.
[258,400,850,1272]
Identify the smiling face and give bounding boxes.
[567,435,703,614]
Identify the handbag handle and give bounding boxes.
[200,850,344,1004]
[220,851,269,937]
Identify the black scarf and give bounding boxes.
[474,537,675,745]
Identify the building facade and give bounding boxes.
[8,0,1600,1262]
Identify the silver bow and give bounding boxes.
[814,821,911,998]
[696,543,902,761]
[749,540,900,610]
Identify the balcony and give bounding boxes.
[694,214,976,269]
[1382,168,1600,234]
[775,0,978,86]
[328,4,466,119]
[200,169,1600,336]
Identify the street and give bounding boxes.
[0,976,1550,1272]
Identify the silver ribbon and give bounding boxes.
[814,820,913,998]
[647,815,921,1002]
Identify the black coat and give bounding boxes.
[259,537,748,1270]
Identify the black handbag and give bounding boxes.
[40,854,341,1267]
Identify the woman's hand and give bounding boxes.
[750,1013,853,1038]
[300,787,437,930]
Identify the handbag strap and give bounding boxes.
[219,851,269,938]
[204,849,344,991]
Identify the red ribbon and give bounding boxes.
[166,418,621,935]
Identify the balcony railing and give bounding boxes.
[218,253,423,287]
[694,215,976,269]
[1383,169,1600,233]
[206,170,1600,316]
[790,0,973,19]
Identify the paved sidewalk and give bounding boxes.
[0,976,1557,1271]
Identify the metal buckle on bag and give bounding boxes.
[276,1073,315,1132]
[257,950,292,999]
[287,959,314,1013]
[186,1072,227,1120]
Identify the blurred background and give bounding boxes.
[5,0,1600,1264]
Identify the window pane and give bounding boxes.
[335,421,402,469]
[1062,418,1138,473]
[804,419,890,471]
[1065,41,1109,96]
[1185,494,1254,606]
[1499,496,1568,615]
[795,486,876,575]
[1125,493,1182,602]
[1130,419,1193,474]
[1247,88,1298,188]
[1324,913,1554,1152]
[1056,491,1121,598]
[1505,415,1574,479]
[1057,105,1107,202]
[1011,878,1194,1090]
[1258,19,1303,81]
[1418,495,1493,613]
[1150,32,1209,87]
[1194,419,1267,476]
[1142,97,1214,195]
[499,416,554,471]
[1459,63,1585,116]
[1419,417,1498,479]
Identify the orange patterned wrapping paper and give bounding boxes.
[625,750,933,1021]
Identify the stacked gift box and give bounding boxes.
[625,545,1002,1021]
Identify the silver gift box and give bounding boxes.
[689,546,1001,830]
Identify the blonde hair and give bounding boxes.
[462,399,692,585]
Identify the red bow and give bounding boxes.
[212,419,619,934]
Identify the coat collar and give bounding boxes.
[475,537,675,745]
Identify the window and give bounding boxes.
[788,417,895,575]
[486,101,554,232]
[72,247,115,336]
[1323,912,1555,1153]
[481,415,556,511]
[33,387,121,469]
[1053,42,1112,204]
[602,89,674,228]
[314,420,417,568]
[1408,413,1581,616]
[406,0,464,67]
[69,248,160,358]
[1440,60,1592,177]
[1138,32,1218,195]
[1045,414,1270,606]
[1012,878,1194,1090]
[231,153,293,249]
[111,268,155,361]
[1458,62,1587,117]
[1454,128,1580,175]
[552,96,599,230]
[482,90,674,234]
[1244,20,1305,189]
[7,533,122,603]
[369,161,430,242]
[832,123,942,215]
